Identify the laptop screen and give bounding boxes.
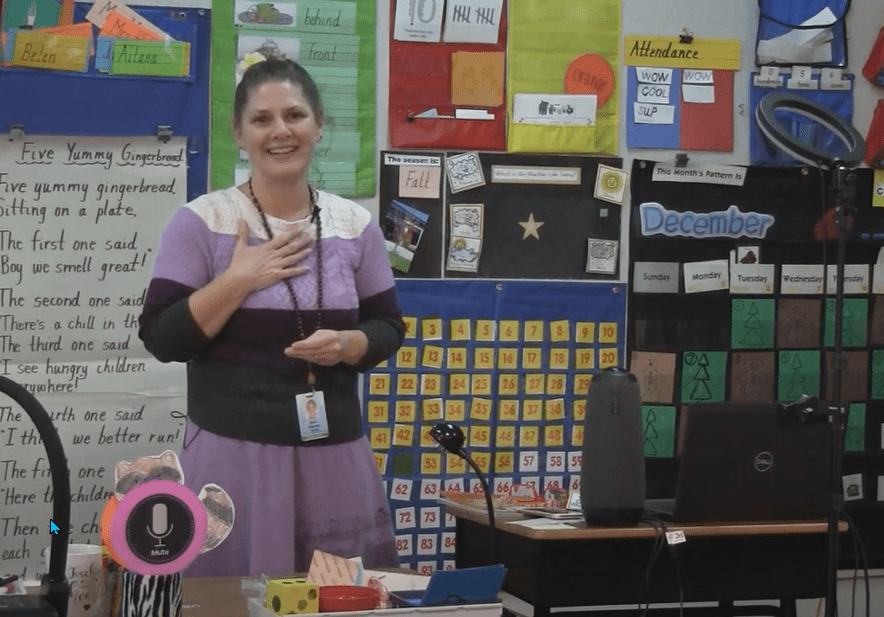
[672,402,831,523]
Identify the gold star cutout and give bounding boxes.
[519,212,544,240]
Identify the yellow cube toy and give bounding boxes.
[265,578,319,615]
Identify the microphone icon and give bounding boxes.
[147,502,174,547]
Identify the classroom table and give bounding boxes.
[445,502,848,617]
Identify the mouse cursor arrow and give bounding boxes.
[50,520,59,534]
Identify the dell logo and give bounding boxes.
[754,452,774,472]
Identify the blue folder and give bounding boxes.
[390,565,506,607]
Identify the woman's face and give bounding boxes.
[235,79,323,182]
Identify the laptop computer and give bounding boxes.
[646,401,831,523]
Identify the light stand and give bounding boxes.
[430,422,497,564]
[755,92,865,617]
[0,376,70,617]
[823,163,856,617]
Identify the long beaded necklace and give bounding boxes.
[248,177,324,386]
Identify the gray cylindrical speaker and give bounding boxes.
[581,367,645,526]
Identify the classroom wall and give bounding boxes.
[2,0,884,612]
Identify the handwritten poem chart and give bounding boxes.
[0,136,187,580]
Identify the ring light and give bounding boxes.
[755,92,865,170]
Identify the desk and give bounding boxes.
[446,503,847,617]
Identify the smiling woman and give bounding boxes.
[138,59,405,577]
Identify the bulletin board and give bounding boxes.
[362,279,626,572]
[378,151,625,280]
[388,0,508,151]
[627,158,884,567]
[209,0,378,197]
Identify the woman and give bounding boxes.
[139,59,404,576]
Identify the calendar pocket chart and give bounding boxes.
[362,279,626,572]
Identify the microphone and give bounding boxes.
[147,503,174,547]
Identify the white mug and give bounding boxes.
[43,544,109,617]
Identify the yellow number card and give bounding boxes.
[474,347,495,369]
[421,452,442,474]
[546,374,566,395]
[422,318,443,340]
[367,400,389,423]
[524,374,545,395]
[599,322,618,343]
[549,348,570,370]
[498,373,519,396]
[448,373,470,396]
[470,425,492,447]
[472,373,492,396]
[470,397,493,420]
[545,424,565,447]
[476,319,496,341]
[422,345,444,369]
[496,425,516,447]
[599,348,619,368]
[397,373,418,395]
[497,347,519,369]
[498,399,519,421]
[499,319,520,341]
[573,399,587,421]
[575,349,595,370]
[370,427,391,449]
[393,424,415,446]
[571,424,584,447]
[447,347,468,370]
[447,453,467,474]
[471,451,491,474]
[374,452,388,474]
[545,398,565,420]
[495,451,515,473]
[450,318,471,341]
[395,400,417,422]
[519,425,540,447]
[422,398,443,420]
[403,316,417,339]
[523,400,543,421]
[421,374,442,396]
[576,321,596,343]
[369,373,391,395]
[419,425,437,448]
[522,347,543,369]
[550,319,571,342]
[397,345,417,368]
[524,320,545,342]
[574,374,593,395]
[445,399,466,422]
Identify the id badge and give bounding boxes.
[296,391,329,441]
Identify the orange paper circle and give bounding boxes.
[100,496,126,567]
[564,54,615,108]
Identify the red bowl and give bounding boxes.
[318,585,381,612]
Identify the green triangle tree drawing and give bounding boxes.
[739,302,766,347]
[787,353,809,399]
[689,354,713,401]
[643,408,659,456]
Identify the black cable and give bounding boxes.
[659,520,684,617]
[638,516,667,617]
[840,512,870,617]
